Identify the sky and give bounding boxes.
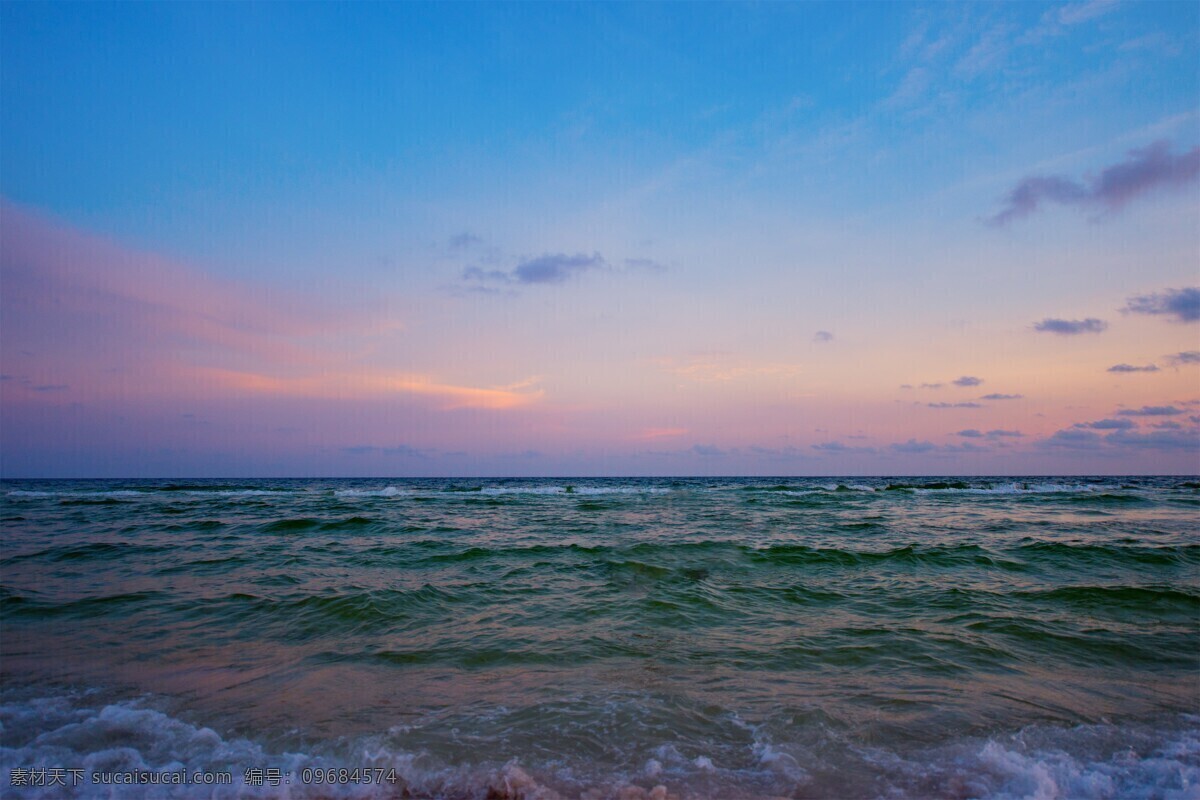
[2,1,1198,477]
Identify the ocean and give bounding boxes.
[1,477,1197,799]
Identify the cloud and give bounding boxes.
[1116,405,1183,416]
[919,382,944,389]
[1033,318,1107,335]
[195,367,542,410]
[882,66,931,110]
[633,427,688,441]
[927,402,983,409]
[1091,143,1200,210]
[514,253,605,284]
[749,444,814,459]
[980,393,1023,400]
[989,141,1200,224]
[462,266,511,283]
[1105,428,1200,451]
[1166,351,1200,366]
[448,232,483,249]
[953,375,983,387]
[692,444,727,457]
[990,177,1088,225]
[890,439,936,453]
[811,441,877,454]
[987,429,1023,438]
[343,444,428,457]
[1040,420,1199,454]
[654,354,801,383]
[1075,418,1135,430]
[813,330,834,343]
[943,442,990,453]
[1040,428,1105,449]
[623,257,667,272]
[1106,363,1159,373]
[458,252,607,288]
[1056,0,1119,26]
[1123,287,1200,323]
[957,429,984,438]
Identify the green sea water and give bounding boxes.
[1,476,1198,798]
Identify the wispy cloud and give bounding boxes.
[890,439,936,453]
[1040,418,1199,454]
[654,354,801,383]
[1019,0,1120,45]
[811,441,877,455]
[927,402,983,409]
[1033,318,1107,335]
[448,232,483,249]
[882,66,932,110]
[987,429,1024,438]
[981,393,1023,400]
[1040,428,1106,450]
[1075,418,1135,430]
[957,429,984,438]
[1106,428,1200,451]
[812,330,834,344]
[515,253,605,284]
[343,444,429,457]
[1116,405,1183,416]
[953,375,984,387]
[196,368,543,410]
[1166,351,1200,366]
[989,141,1200,224]
[453,250,657,291]
[1123,287,1200,323]
[1107,363,1159,373]
[632,427,689,441]
[1056,0,1120,27]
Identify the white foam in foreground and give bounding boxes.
[2,693,1197,799]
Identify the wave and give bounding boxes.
[2,691,1196,799]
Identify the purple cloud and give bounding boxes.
[953,375,983,387]
[927,402,983,409]
[989,141,1200,224]
[1040,428,1105,449]
[890,439,937,453]
[1116,405,1183,417]
[1107,363,1159,373]
[448,232,483,249]
[1033,318,1107,335]
[957,429,984,438]
[981,393,1023,400]
[987,429,1023,438]
[1075,418,1135,430]
[514,253,605,284]
[1123,287,1200,323]
[1106,428,1200,451]
[1092,142,1200,209]
[813,330,834,343]
[811,441,877,454]
[1167,351,1200,366]
[989,176,1088,225]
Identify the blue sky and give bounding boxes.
[2,1,1198,476]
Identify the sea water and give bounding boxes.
[1,477,1197,799]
